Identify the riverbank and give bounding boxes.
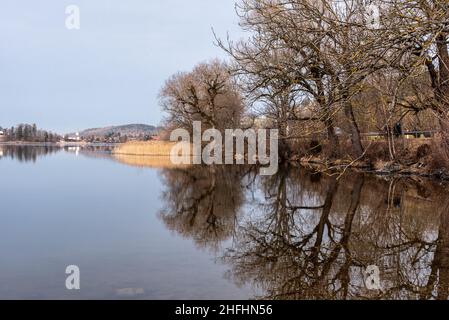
[296,157,449,181]
[114,139,449,181]
[293,137,449,181]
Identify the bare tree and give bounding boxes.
[218,0,396,158]
[159,60,245,133]
[378,1,449,131]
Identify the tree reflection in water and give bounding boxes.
[159,164,449,300]
[0,145,62,162]
[0,145,116,163]
[159,165,247,250]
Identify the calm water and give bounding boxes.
[1,145,449,300]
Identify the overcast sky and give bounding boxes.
[0,0,243,133]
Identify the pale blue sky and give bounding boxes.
[0,0,243,133]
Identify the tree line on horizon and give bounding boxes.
[0,124,61,143]
[158,0,449,170]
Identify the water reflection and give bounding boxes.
[158,164,449,300]
[226,169,449,300]
[70,145,115,160]
[2,147,449,300]
[159,165,247,250]
[0,144,116,163]
[0,145,62,162]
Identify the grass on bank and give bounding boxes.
[112,141,192,169]
[113,141,191,156]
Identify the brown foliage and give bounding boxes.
[429,135,449,171]
[416,144,431,159]
[363,140,391,163]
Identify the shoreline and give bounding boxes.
[3,140,448,181]
[296,158,449,182]
[0,141,121,147]
[113,141,449,181]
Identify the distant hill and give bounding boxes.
[74,124,161,138]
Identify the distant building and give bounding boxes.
[0,130,4,136]
[66,132,81,142]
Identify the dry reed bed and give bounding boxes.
[112,141,192,169]
[113,153,190,169]
[113,141,188,156]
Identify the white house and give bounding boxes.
[0,130,4,136]
[66,132,81,142]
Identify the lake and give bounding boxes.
[0,145,448,300]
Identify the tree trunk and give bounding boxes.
[435,34,449,149]
[437,33,449,101]
[325,117,340,159]
[343,97,364,158]
[316,72,340,159]
[433,200,449,300]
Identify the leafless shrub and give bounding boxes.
[430,135,449,171]
[364,140,391,164]
[416,144,431,160]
